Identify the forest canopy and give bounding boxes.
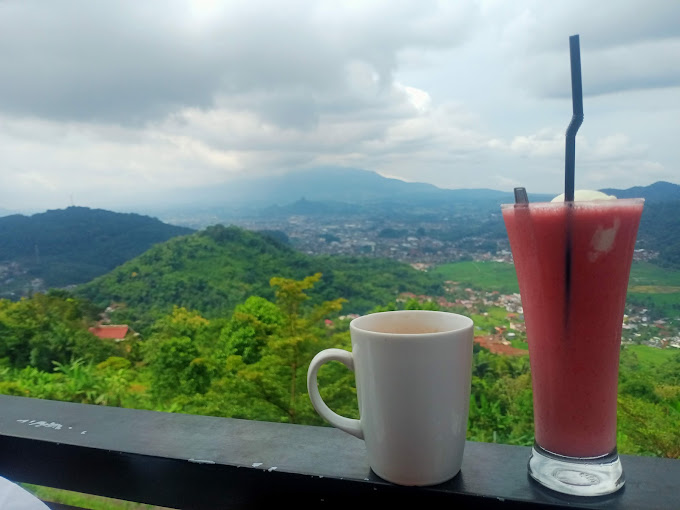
[1,274,678,460]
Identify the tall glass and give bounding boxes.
[502,198,644,496]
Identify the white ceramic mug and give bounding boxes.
[307,310,474,486]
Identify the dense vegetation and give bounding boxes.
[0,206,193,291]
[2,271,678,460]
[638,200,680,270]
[75,225,443,333]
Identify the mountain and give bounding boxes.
[75,224,443,330]
[260,197,365,217]
[146,167,556,228]
[597,182,680,269]
[600,181,680,202]
[161,167,519,206]
[149,166,677,231]
[0,208,20,218]
[0,207,194,295]
[637,200,680,269]
[179,166,676,208]
[168,166,516,208]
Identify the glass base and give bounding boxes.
[528,444,625,497]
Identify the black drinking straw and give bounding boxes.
[514,187,529,204]
[564,34,583,327]
[565,35,584,202]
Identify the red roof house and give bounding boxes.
[89,325,129,342]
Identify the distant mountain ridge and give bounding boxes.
[0,208,20,218]
[0,207,193,294]
[157,166,520,210]
[600,181,680,202]
[166,165,679,207]
[147,167,676,226]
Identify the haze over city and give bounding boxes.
[1,0,679,212]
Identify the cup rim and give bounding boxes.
[349,309,473,336]
[500,197,644,209]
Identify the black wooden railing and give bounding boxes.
[0,395,677,510]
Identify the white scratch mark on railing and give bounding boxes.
[17,419,63,430]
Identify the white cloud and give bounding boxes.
[0,0,678,210]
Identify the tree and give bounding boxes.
[267,273,346,423]
[618,394,680,458]
[202,274,347,424]
[219,296,284,364]
[0,294,117,371]
[146,336,210,404]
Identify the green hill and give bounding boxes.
[637,200,680,269]
[0,207,193,295]
[601,181,680,202]
[74,224,443,330]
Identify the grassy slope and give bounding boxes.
[625,344,678,367]
[431,261,519,294]
[628,261,680,287]
[433,260,680,304]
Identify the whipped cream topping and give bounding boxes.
[551,190,617,202]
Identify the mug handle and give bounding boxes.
[307,348,363,440]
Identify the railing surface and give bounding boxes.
[0,395,677,509]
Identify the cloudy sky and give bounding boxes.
[1,0,679,212]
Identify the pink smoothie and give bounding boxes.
[502,199,643,458]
